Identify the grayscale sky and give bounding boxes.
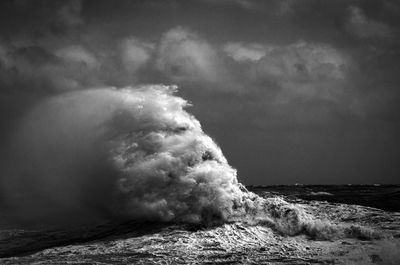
[0,0,399,184]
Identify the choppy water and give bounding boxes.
[249,184,400,212]
[1,185,399,265]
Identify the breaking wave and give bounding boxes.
[1,85,377,239]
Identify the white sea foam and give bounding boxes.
[310,191,333,196]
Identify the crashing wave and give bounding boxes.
[1,85,377,240]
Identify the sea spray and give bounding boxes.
[1,85,377,239]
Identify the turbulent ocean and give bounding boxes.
[0,86,399,264]
[0,185,399,265]
[249,184,400,212]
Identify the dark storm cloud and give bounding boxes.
[0,0,399,184]
[0,0,83,41]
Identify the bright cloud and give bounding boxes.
[156,27,222,84]
[256,41,348,81]
[120,37,154,73]
[223,41,350,102]
[55,45,98,69]
[223,42,267,62]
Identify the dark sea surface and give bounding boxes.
[248,184,400,212]
[1,185,400,264]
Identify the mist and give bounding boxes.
[1,85,243,226]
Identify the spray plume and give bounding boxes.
[0,85,376,239]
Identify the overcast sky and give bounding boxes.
[0,0,399,184]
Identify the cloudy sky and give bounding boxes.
[0,0,399,184]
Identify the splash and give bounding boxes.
[1,85,377,239]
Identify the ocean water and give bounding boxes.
[248,184,400,212]
[0,185,399,264]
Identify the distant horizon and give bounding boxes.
[246,183,400,186]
